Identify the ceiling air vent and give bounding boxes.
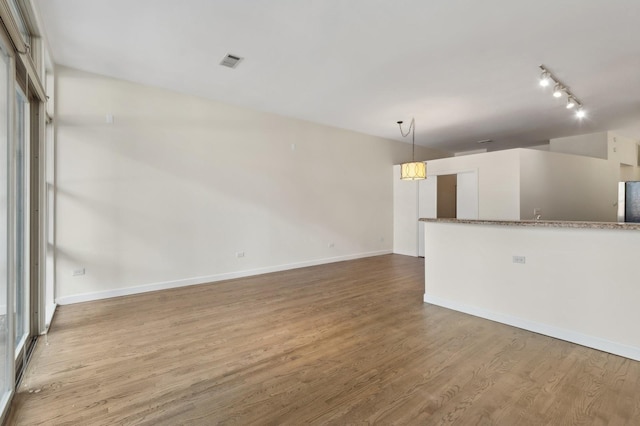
[220,54,243,69]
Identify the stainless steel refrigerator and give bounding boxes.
[618,181,640,222]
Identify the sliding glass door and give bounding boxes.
[14,87,29,364]
[0,39,12,414]
[0,41,35,420]
[0,1,51,421]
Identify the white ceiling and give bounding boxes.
[33,0,640,152]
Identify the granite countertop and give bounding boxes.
[418,218,640,231]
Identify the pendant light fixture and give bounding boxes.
[397,118,426,180]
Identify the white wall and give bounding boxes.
[424,221,640,361]
[526,144,550,151]
[550,132,608,160]
[392,170,418,256]
[519,149,619,222]
[423,147,622,223]
[454,148,487,156]
[55,67,447,303]
[392,170,442,257]
[455,171,479,220]
[550,131,640,172]
[620,166,640,181]
[417,177,437,257]
[608,132,639,167]
[610,133,640,181]
[425,150,521,220]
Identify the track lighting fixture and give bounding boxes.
[538,65,585,119]
[539,70,551,87]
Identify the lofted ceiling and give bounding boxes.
[33,0,640,153]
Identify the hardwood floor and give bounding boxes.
[7,254,640,425]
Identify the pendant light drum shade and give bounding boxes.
[397,118,427,181]
[400,161,426,180]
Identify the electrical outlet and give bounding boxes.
[328,242,335,248]
[512,256,526,264]
[533,208,542,220]
[72,267,85,276]
[236,251,245,258]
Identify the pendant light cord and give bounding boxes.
[397,118,416,162]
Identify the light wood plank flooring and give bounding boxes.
[7,254,640,425]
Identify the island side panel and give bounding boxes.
[423,221,640,360]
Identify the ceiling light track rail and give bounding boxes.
[538,65,585,118]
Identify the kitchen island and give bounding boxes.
[420,218,640,361]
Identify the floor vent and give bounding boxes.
[220,54,243,69]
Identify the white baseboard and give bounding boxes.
[424,294,640,362]
[56,250,392,306]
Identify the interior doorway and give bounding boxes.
[436,174,457,218]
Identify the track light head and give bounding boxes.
[566,96,576,109]
[553,84,563,98]
[539,71,551,87]
[576,108,586,119]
